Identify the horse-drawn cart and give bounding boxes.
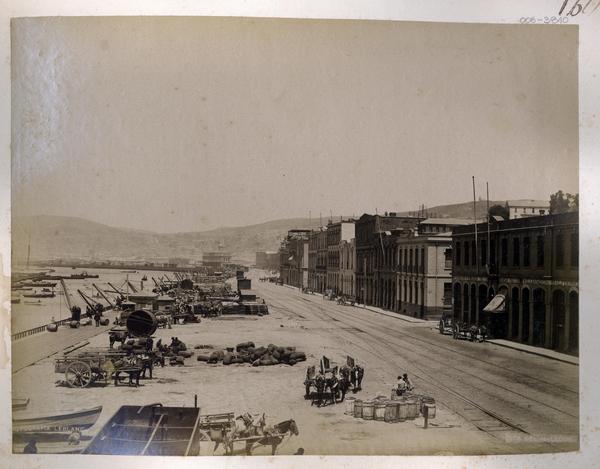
[452,322,487,342]
[196,412,298,456]
[336,295,356,306]
[55,350,145,388]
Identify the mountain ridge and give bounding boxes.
[12,200,507,263]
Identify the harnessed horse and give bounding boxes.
[248,419,300,455]
[212,413,265,455]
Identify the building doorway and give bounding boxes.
[552,290,566,351]
[569,291,578,354]
[533,288,546,347]
[511,287,519,339]
[521,288,530,343]
[453,283,462,320]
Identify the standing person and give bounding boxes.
[402,373,414,392]
[93,310,101,327]
[146,336,154,352]
[396,375,407,396]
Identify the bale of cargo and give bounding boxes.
[126,309,158,337]
[289,352,306,362]
[236,341,255,351]
[46,323,58,332]
[197,354,210,362]
[81,318,92,326]
[223,352,233,365]
[69,320,80,329]
[208,351,222,363]
[252,347,267,359]
[178,350,193,358]
[259,354,278,366]
[99,318,110,326]
[231,356,244,364]
[170,356,185,366]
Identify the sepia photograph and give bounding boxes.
[4,8,594,465]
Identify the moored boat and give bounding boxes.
[23,289,55,298]
[19,281,57,288]
[13,406,103,433]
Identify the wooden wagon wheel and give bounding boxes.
[65,361,93,388]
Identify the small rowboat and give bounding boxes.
[13,406,102,433]
[12,432,93,454]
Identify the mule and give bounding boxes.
[247,419,300,455]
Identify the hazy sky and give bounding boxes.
[12,17,578,233]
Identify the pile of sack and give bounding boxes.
[196,342,306,366]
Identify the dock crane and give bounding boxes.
[92,283,115,308]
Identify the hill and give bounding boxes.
[12,200,509,264]
[11,215,327,264]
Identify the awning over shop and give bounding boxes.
[483,294,506,313]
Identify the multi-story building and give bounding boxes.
[355,212,423,306]
[339,238,356,298]
[326,220,355,294]
[278,229,311,288]
[308,228,329,293]
[451,212,578,354]
[368,218,471,320]
[202,251,232,271]
[505,199,550,219]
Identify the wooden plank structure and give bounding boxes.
[83,404,202,456]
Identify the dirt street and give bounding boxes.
[12,271,578,456]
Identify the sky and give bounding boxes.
[11,17,578,233]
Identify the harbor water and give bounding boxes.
[11,267,177,333]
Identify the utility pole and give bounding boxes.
[486,182,491,273]
[472,176,478,275]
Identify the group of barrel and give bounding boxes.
[195,342,307,366]
[345,393,436,423]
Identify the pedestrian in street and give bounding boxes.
[403,373,414,392]
[396,375,407,396]
[146,336,154,352]
[94,311,101,327]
